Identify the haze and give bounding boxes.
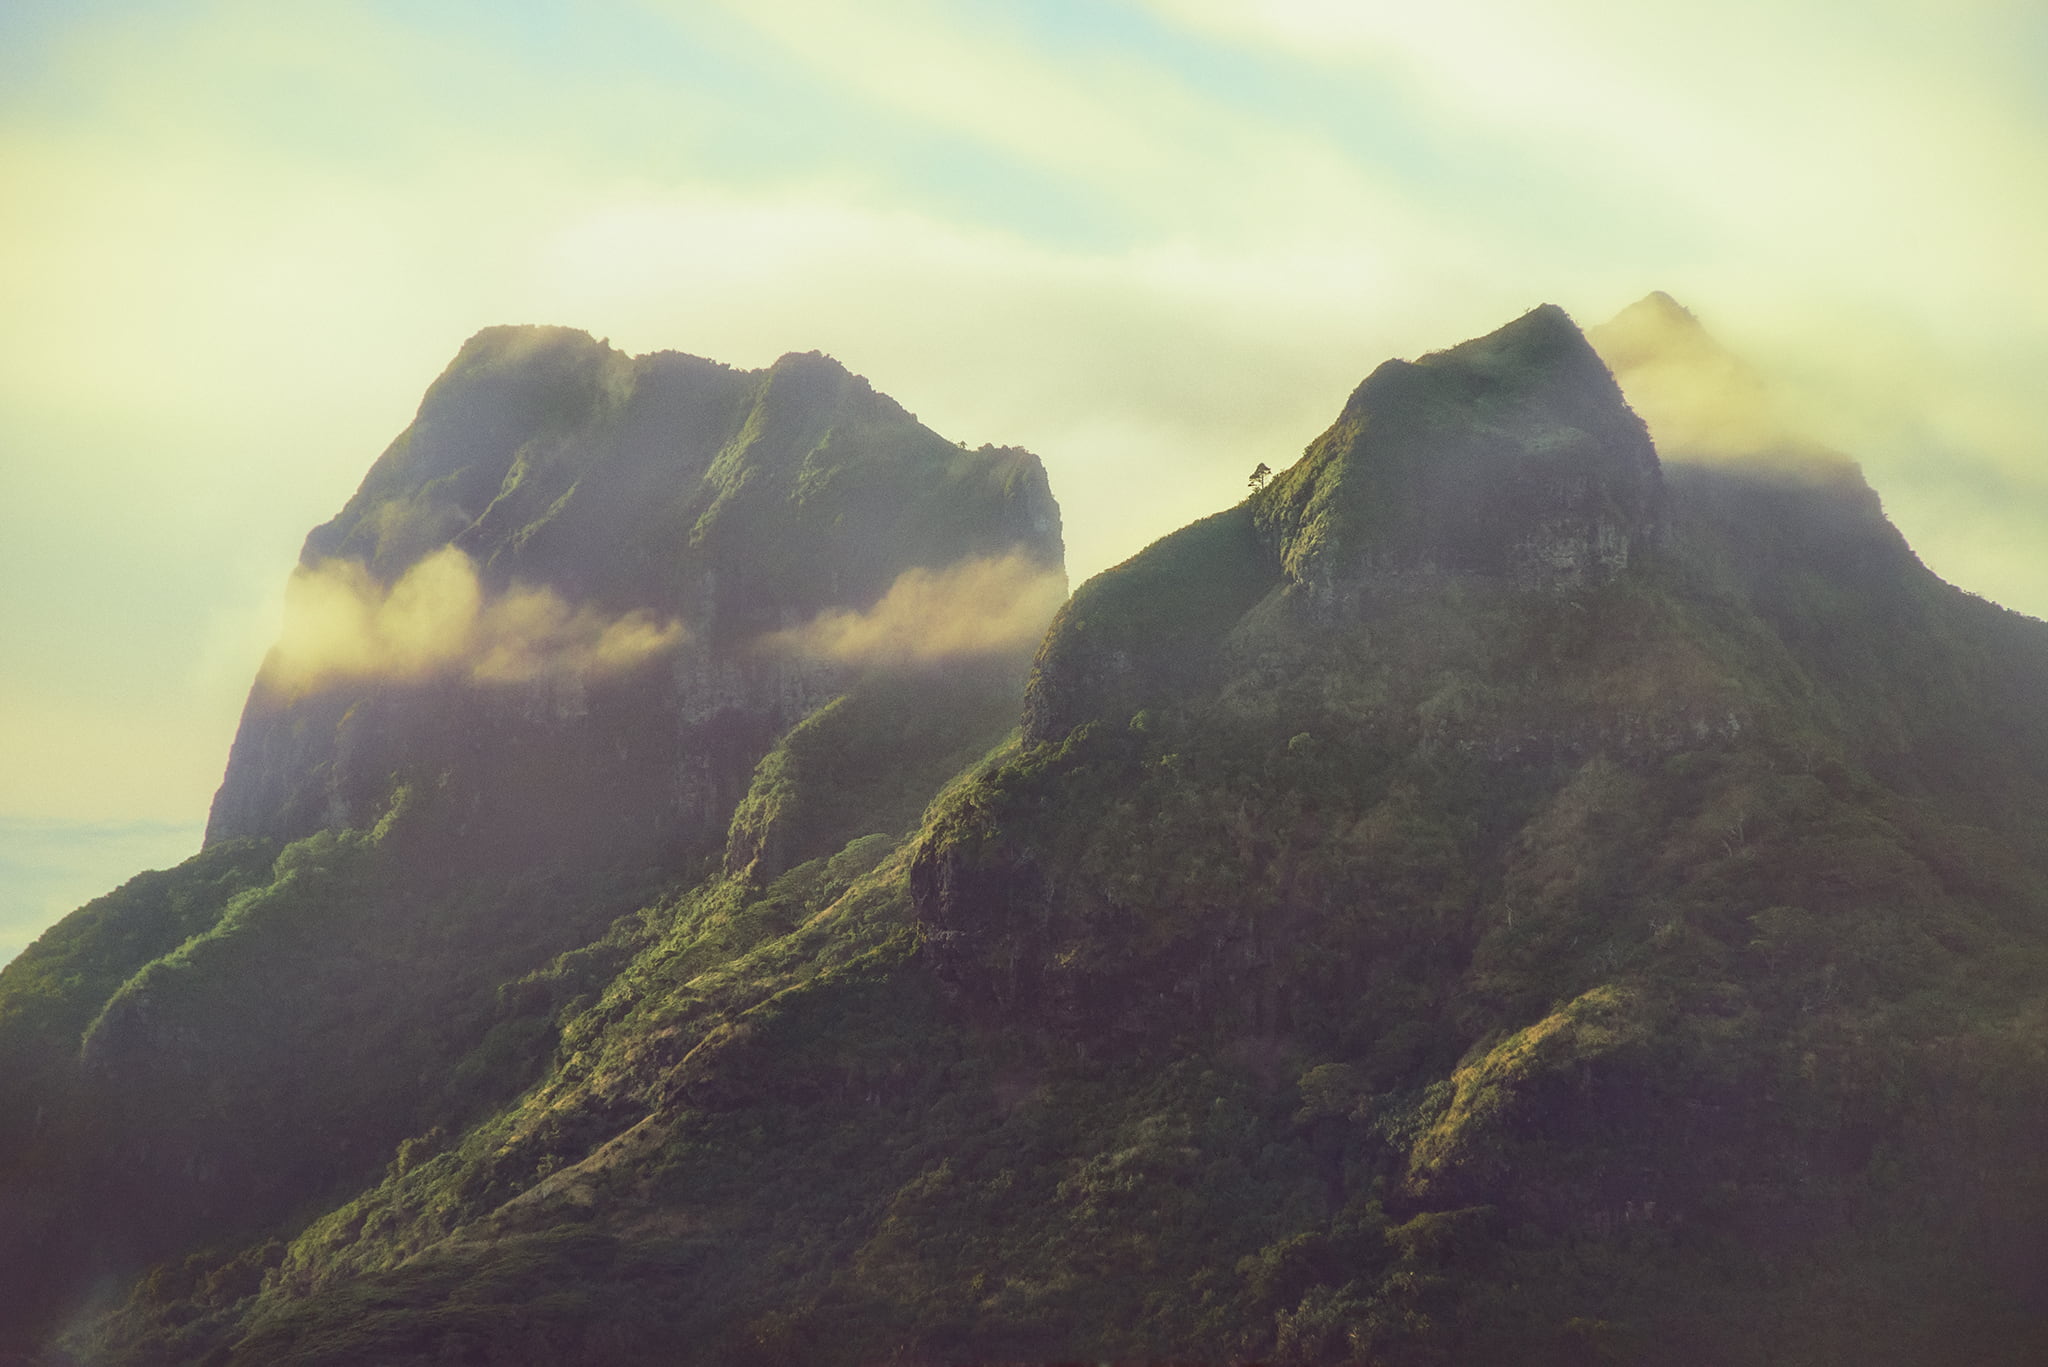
[4,0,2046,961]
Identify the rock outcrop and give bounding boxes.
[1258,303,1665,598]
[1025,305,1665,747]
[207,326,1064,874]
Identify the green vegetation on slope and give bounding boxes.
[724,668,1026,883]
[64,452,2048,1365]
[19,309,2048,1367]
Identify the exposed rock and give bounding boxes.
[18,301,2048,1367]
[0,326,1065,1356]
[1256,304,1665,600]
[1024,306,1664,748]
[207,326,1064,876]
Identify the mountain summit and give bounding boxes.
[6,305,2048,1366]
[1258,304,1665,596]
[208,326,1063,869]
[1024,305,1673,747]
[0,328,1066,1359]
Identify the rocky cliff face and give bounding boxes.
[1258,303,1665,597]
[1023,305,1671,748]
[12,302,2048,1367]
[0,327,1064,1357]
[207,326,1063,873]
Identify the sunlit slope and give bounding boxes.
[0,330,1063,1358]
[24,305,2048,1366]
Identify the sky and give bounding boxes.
[3,0,2045,961]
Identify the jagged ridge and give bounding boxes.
[0,326,1064,1359]
[9,302,2048,1367]
[208,326,1062,867]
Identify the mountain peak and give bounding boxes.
[1587,291,1725,377]
[207,329,1064,855]
[1423,301,1600,373]
[17,299,2048,1367]
[768,347,847,373]
[1258,305,1664,596]
[1620,289,1700,327]
[456,321,609,355]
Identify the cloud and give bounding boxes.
[762,552,1068,670]
[1588,294,1834,468]
[268,547,683,693]
[676,0,1431,238]
[1583,293,2048,617]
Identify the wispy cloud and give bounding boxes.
[270,548,683,693]
[760,552,1068,670]
[1589,295,1823,467]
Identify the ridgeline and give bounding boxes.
[5,304,2046,1366]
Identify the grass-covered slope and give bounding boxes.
[0,841,280,1352]
[77,565,2048,1364]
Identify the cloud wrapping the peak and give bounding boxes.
[269,547,684,693]
[1589,297,1821,467]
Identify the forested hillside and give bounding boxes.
[6,305,2047,1366]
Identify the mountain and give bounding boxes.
[208,325,1062,868]
[0,327,1064,1360]
[7,302,2048,1366]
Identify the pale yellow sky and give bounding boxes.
[3,0,2045,954]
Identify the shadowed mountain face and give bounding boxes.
[0,328,1063,1357]
[912,305,2048,1360]
[8,305,2048,1367]
[1262,304,1666,593]
[1022,307,1671,746]
[207,325,1063,871]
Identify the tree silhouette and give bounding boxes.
[1248,462,1272,492]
